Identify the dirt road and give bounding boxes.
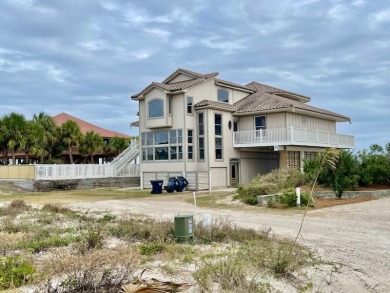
[69,193,390,292]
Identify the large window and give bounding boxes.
[148,99,164,118]
[218,89,229,103]
[187,96,193,114]
[141,129,183,161]
[215,114,223,160]
[198,113,205,160]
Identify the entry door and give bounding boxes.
[230,162,239,187]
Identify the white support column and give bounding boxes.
[290,126,294,143]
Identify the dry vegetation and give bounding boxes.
[0,198,323,292]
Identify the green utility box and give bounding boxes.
[174,215,194,243]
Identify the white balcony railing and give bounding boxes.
[233,127,355,149]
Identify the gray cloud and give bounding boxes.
[0,0,389,150]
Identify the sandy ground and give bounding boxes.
[68,193,390,292]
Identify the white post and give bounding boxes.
[208,170,212,194]
[290,126,294,143]
[140,172,144,190]
[296,187,301,206]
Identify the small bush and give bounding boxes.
[109,218,174,243]
[41,203,72,214]
[0,256,35,290]
[278,190,312,207]
[84,227,104,250]
[242,239,313,277]
[235,169,304,204]
[40,248,136,293]
[97,214,116,223]
[139,243,165,255]
[0,200,29,216]
[193,256,246,291]
[194,219,269,244]
[244,196,258,205]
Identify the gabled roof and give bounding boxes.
[131,68,218,100]
[194,100,237,112]
[162,68,218,84]
[215,78,254,93]
[246,81,310,102]
[53,112,131,139]
[234,92,350,121]
[131,68,350,122]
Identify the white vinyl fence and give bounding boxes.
[35,164,139,180]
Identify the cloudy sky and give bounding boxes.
[0,0,389,151]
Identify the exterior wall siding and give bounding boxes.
[286,113,336,132]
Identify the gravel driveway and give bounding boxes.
[69,193,390,292]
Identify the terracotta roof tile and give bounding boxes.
[53,112,131,138]
[246,81,310,101]
[162,68,218,83]
[234,92,350,120]
[132,68,218,100]
[132,68,350,121]
[215,78,254,92]
[194,100,237,112]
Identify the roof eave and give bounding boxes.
[275,93,311,103]
[215,80,254,94]
[292,108,351,122]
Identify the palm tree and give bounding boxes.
[79,131,104,163]
[0,113,28,165]
[108,137,130,156]
[60,120,83,164]
[32,112,61,161]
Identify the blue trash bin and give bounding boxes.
[150,180,164,194]
[176,176,188,192]
[164,177,177,193]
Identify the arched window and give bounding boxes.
[148,99,164,118]
[217,89,229,103]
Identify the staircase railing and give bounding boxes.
[111,140,140,176]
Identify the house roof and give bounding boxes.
[53,112,131,139]
[233,92,350,121]
[132,68,350,121]
[245,81,311,102]
[194,100,238,112]
[131,68,219,100]
[162,68,219,83]
[215,78,254,92]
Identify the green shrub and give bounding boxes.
[357,148,390,186]
[235,169,304,204]
[97,214,116,223]
[278,190,311,207]
[84,227,104,250]
[0,256,35,290]
[244,196,258,205]
[139,243,165,255]
[304,149,360,198]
